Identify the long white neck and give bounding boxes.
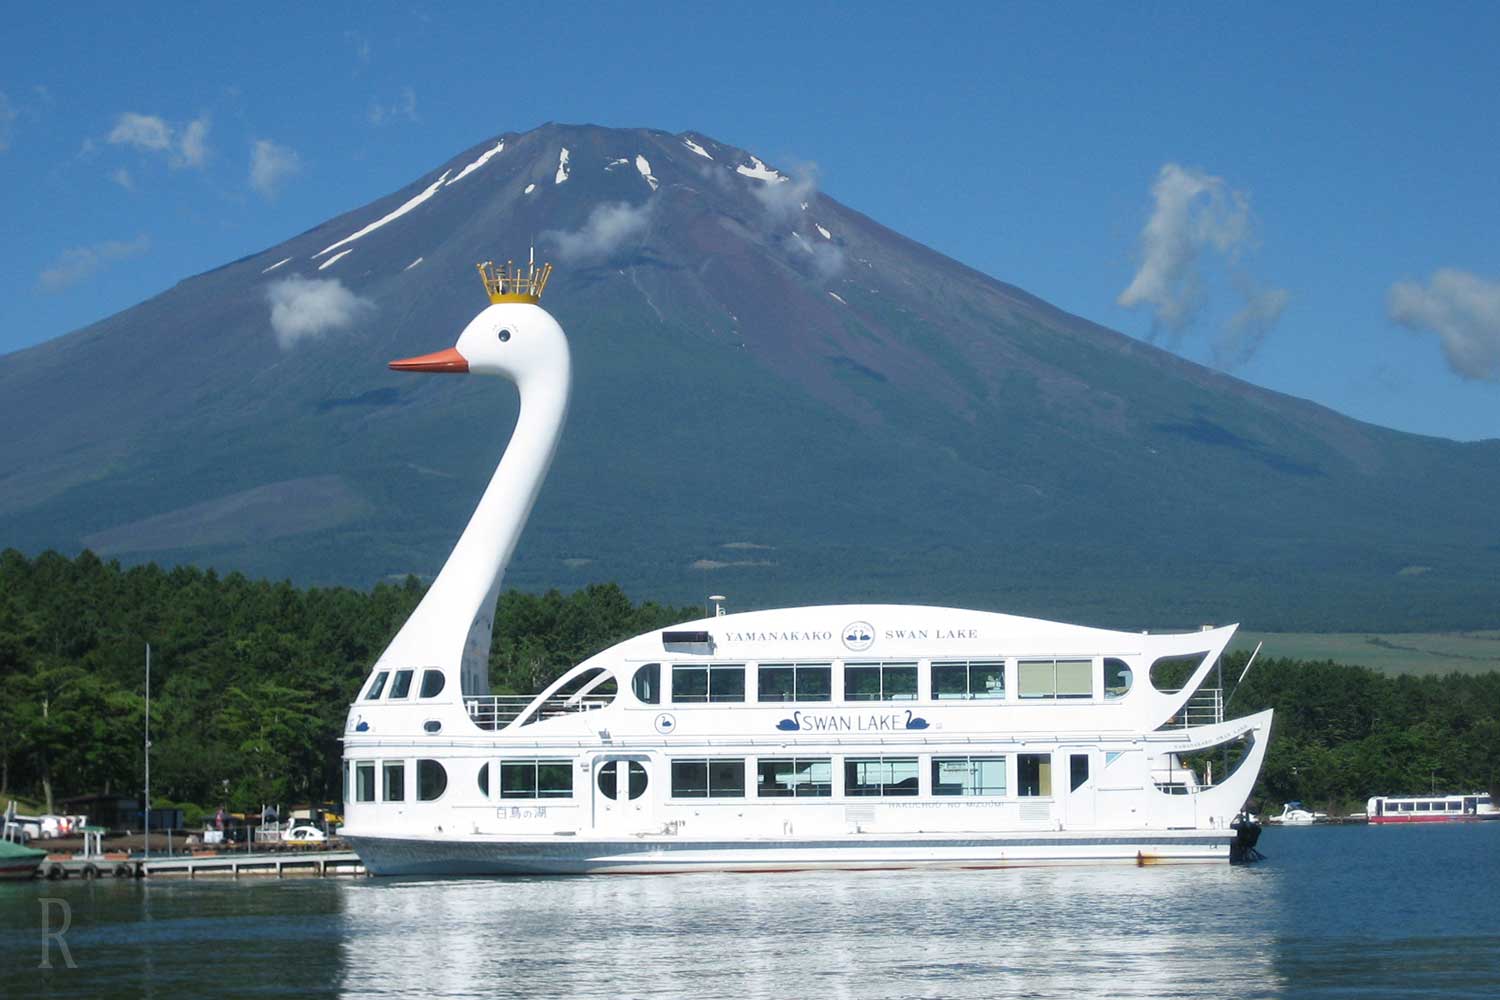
[374,351,571,696]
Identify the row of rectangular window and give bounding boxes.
[348,753,1068,803]
[634,658,1132,705]
[363,668,446,701]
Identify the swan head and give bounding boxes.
[389,302,568,386]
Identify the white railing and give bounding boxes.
[465,695,613,731]
[1163,687,1223,729]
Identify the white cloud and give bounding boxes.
[108,112,172,152]
[250,138,301,199]
[1388,269,1500,381]
[265,275,375,350]
[367,87,418,126]
[0,91,16,151]
[37,234,150,292]
[178,116,210,168]
[106,111,210,168]
[1118,163,1286,367]
[111,167,134,191]
[541,201,654,264]
[752,162,818,222]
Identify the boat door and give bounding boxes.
[590,754,655,835]
[1062,749,1097,828]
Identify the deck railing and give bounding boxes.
[1163,686,1223,729]
[464,694,613,731]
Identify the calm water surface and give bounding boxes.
[3,824,1498,999]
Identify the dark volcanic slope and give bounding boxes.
[3,123,1497,629]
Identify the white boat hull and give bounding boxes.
[346,830,1234,876]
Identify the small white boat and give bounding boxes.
[1267,801,1326,825]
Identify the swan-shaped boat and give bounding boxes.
[339,260,1272,874]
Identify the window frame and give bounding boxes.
[844,756,920,797]
[930,659,1006,701]
[670,758,747,799]
[932,755,1008,796]
[756,662,833,703]
[755,757,833,798]
[672,663,746,704]
[842,661,919,702]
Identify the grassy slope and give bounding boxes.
[1231,630,1500,675]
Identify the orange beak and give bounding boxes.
[388,347,469,374]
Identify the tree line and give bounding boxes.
[1,549,1496,822]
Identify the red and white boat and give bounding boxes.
[1366,793,1497,824]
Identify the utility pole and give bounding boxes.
[144,643,151,861]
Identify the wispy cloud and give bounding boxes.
[0,91,17,152]
[249,138,301,199]
[37,234,150,292]
[1388,269,1500,381]
[111,167,134,191]
[1118,163,1287,367]
[541,200,655,264]
[106,111,211,168]
[367,87,418,126]
[265,275,374,350]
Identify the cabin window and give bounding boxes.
[1018,753,1052,796]
[1104,659,1133,699]
[382,761,405,802]
[597,761,648,800]
[758,662,832,702]
[756,758,833,797]
[931,660,1005,700]
[843,661,918,701]
[632,663,661,704]
[1018,659,1092,700]
[355,762,376,802]
[499,760,574,799]
[390,669,415,699]
[478,763,491,798]
[671,759,746,798]
[1070,754,1090,792]
[933,756,1007,796]
[342,761,350,803]
[845,757,919,797]
[673,663,746,703]
[1417,802,1430,811]
[364,671,390,700]
[417,759,448,801]
[419,669,445,698]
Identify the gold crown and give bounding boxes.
[477,258,553,304]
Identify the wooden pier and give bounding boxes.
[37,850,366,879]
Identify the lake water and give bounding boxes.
[4,824,1499,998]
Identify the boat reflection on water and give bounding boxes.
[336,865,1281,1000]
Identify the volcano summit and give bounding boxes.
[2,123,1496,629]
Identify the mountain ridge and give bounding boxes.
[3,122,1497,630]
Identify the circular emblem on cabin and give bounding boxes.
[654,713,677,735]
[841,621,875,652]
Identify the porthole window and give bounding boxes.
[632,663,661,704]
[478,762,490,798]
[1104,659,1133,700]
[597,760,648,800]
[419,669,446,699]
[498,328,512,342]
[417,759,448,801]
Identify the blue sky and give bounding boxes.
[3,3,1497,440]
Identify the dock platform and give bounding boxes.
[36,850,366,879]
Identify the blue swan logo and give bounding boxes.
[904,709,929,730]
[776,711,802,732]
[842,620,875,652]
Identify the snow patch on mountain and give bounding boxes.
[682,137,713,159]
[262,257,291,274]
[555,148,570,184]
[737,155,787,183]
[829,291,847,305]
[317,249,353,270]
[635,155,658,191]
[404,257,423,271]
[816,224,832,240]
[525,183,536,194]
[445,139,504,185]
[606,158,629,169]
[314,169,451,258]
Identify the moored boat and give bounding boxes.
[0,837,46,879]
[1367,793,1497,824]
[338,259,1272,875]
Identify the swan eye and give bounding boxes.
[497,328,512,342]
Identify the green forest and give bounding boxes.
[2,549,1497,823]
